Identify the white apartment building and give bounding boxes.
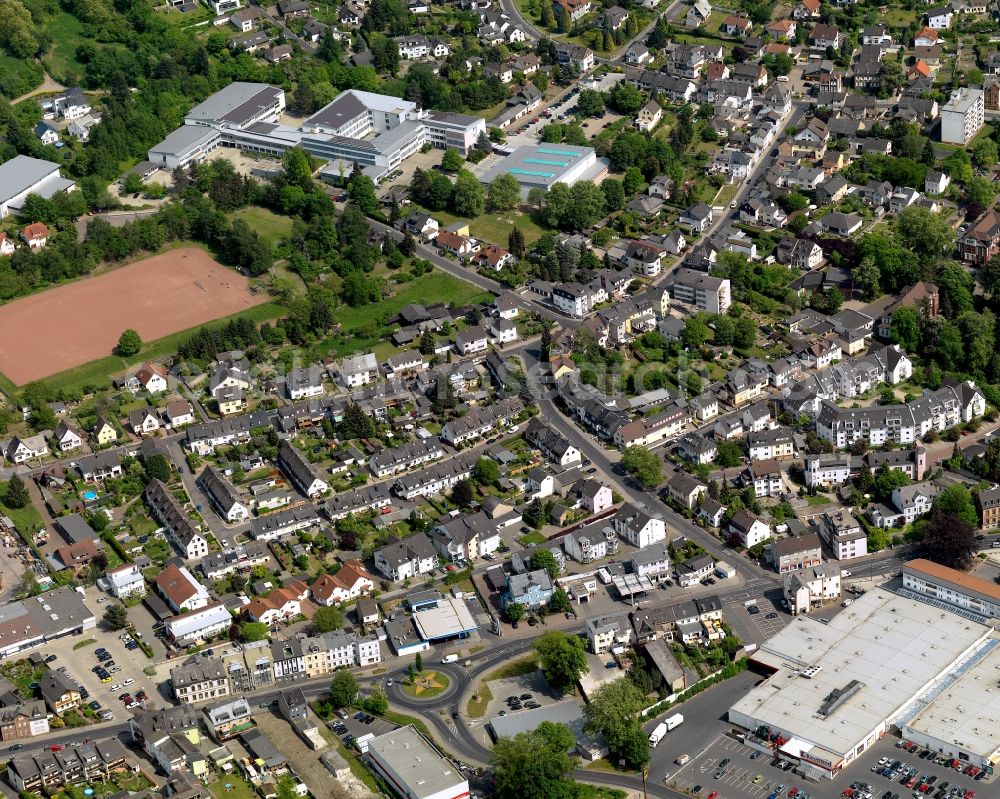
[940,88,984,145]
[671,268,732,313]
[783,563,841,615]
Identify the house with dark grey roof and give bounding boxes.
[278,441,328,498]
[197,466,249,523]
[502,568,553,609]
[145,479,209,560]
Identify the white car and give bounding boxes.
[109,684,121,692]
[386,678,394,687]
[122,678,134,687]
[96,597,106,604]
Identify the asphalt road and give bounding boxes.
[516,340,774,586]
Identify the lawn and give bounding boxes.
[232,206,295,243]
[412,203,549,247]
[518,531,546,546]
[880,8,917,25]
[704,10,726,33]
[332,271,493,331]
[805,493,834,506]
[0,497,44,542]
[0,300,284,396]
[485,655,539,682]
[469,210,547,247]
[714,183,739,208]
[466,681,494,718]
[42,11,88,83]
[208,775,259,799]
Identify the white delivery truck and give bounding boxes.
[665,713,684,731]
[648,722,668,748]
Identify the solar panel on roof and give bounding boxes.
[510,168,554,178]
[537,147,579,157]
[524,157,568,167]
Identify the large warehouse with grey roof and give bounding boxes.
[728,588,998,778]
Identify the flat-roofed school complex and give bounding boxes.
[148,83,486,180]
[728,588,999,778]
[478,144,606,196]
[367,725,469,799]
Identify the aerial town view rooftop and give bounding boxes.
[1,0,1000,797]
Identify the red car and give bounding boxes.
[707,792,718,799]
[48,745,63,752]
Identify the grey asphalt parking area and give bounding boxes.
[671,733,996,799]
[479,670,560,724]
[743,597,786,639]
[671,736,784,799]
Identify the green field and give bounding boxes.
[0,55,44,101]
[42,12,87,83]
[413,204,548,247]
[208,775,258,799]
[232,206,295,243]
[0,300,284,396]
[334,271,493,331]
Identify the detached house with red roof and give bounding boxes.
[766,18,796,39]
[436,230,479,259]
[553,0,592,22]
[473,243,515,271]
[793,0,819,19]
[914,27,939,46]
[136,362,168,394]
[20,223,48,249]
[311,560,376,606]
[156,563,211,613]
[244,580,311,625]
[53,539,103,573]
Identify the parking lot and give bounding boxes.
[671,736,792,799]
[846,737,992,799]
[41,606,161,723]
[743,597,786,639]
[669,733,995,799]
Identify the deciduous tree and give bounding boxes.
[116,329,142,357]
[622,446,662,488]
[923,508,977,570]
[487,174,520,211]
[529,548,560,578]
[582,677,649,769]
[534,630,589,692]
[329,669,358,708]
[313,606,344,633]
[491,721,578,799]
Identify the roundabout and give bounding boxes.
[386,662,465,708]
[401,669,451,699]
